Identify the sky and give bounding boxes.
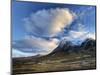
[12,1,96,58]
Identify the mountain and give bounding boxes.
[47,38,96,56]
[51,40,73,53]
[81,38,96,49]
[80,38,96,56]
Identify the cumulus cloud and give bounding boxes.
[69,30,87,39]
[23,8,75,37]
[62,23,86,39]
[87,33,95,39]
[62,30,95,45]
[62,30,87,44]
[12,49,38,58]
[13,36,59,55]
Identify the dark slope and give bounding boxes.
[47,38,96,57]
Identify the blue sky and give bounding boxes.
[12,1,96,57]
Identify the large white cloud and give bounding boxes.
[12,49,38,58]
[62,31,95,45]
[13,36,59,56]
[23,8,75,37]
[87,33,95,39]
[69,30,87,39]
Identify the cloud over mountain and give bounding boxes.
[13,36,59,54]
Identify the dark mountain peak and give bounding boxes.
[81,38,96,48]
[48,38,96,56]
[59,39,73,48]
[84,38,95,42]
[49,39,74,55]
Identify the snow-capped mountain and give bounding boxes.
[49,38,96,55]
